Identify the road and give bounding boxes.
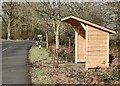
[2,41,35,84]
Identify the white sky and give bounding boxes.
[1,0,120,2]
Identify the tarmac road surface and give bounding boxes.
[2,40,35,84]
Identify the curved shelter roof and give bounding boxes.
[61,16,116,34]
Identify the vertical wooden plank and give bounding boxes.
[80,23,86,62]
[84,35,86,62]
[77,28,85,62]
[107,33,109,67]
[75,29,78,64]
[85,25,88,70]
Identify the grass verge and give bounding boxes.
[29,45,52,84]
[29,45,52,63]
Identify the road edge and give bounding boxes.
[26,45,32,85]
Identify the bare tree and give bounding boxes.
[2,2,17,40]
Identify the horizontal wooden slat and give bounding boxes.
[88,33,106,36]
[88,51,107,53]
[88,37,107,41]
[88,40,107,42]
[88,57,106,59]
[88,36,107,39]
[88,38,107,40]
[88,29,105,32]
[88,45,106,50]
[88,59,106,61]
[88,49,107,51]
[88,54,107,56]
[87,59,106,62]
[88,55,107,58]
[88,55,107,60]
[88,47,107,49]
[87,60,106,62]
[88,43,107,46]
[88,48,107,51]
[88,33,107,35]
[88,47,107,50]
[88,49,107,52]
[88,42,107,46]
[88,34,107,36]
[88,28,106,33]
[88,50,107,53]
[88,34,107,37]
[88,54,107,57]
[88,51,107,55]
[88,37,107,39]
[88,45,107,47]
[88,48,107,50]
[88,44,107,46]
[88,52,107,55]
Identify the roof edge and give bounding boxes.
[61,16,116,34]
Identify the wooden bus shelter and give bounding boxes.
[61,16,116,70]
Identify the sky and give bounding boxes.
[0,0,120,2]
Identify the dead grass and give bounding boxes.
[29,45,120,84]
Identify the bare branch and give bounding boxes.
[0,15,7,25]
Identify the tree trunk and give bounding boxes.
[55,21,60,67]
[55,21,60,52]
[52,20,60,67]
[52,20,56,66]
[68,37,71,49]
[7,20,11,40]
[46,30,49,49]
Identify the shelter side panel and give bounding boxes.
[77,27,86,62]
[87,25,108,68]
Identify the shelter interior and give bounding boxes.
[64,18,86,63]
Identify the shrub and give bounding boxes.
[100,72,120,84]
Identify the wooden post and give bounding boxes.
[75,29,78,64]
[107,33,109,67]
[85,25,88,70]
[80,23,88,70]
